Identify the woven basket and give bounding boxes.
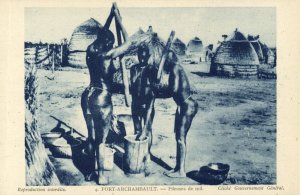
[41,132,62,148]
[49,138,82,158]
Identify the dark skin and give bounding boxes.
[130,48,198,178]
[81,29,130,185]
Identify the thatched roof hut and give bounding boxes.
[259,41,276,66]
[211,29,260,78]
[205,44,214,62]
[186,37,206,63]
[68,18,102,68]
[111,28,167,93]
[248,35,264,64]
[187,37,204,53]
[172,38,186,56]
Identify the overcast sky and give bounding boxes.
[25,7,276,47]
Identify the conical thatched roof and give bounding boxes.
[187,37,203,52]
[172,38,186,55]
[259,41,274,58]
[133,28,145,37]
[68,18,103,68]
[258,41,275,65]
[112,29,169,93]
[68,18,102,51]
[211,30,260,78]
[121,29,166,68]
[213,30,259,66]
[248,35,264,63]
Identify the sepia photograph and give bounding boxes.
[24,4,278,186]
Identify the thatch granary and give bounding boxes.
[171,38,186,56]
[248,35,264,64]
[68,18,102,68]
[211,29,260,78]
[187,37,203,52]
[186,37,206,63]
[111,28,167,93]
[259,41,276,66]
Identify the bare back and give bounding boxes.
[86,41,115,90]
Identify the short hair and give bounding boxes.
[167,50,178,64]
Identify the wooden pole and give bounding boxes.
[156,31,175,81]
[50,115,85,137]
[113,3,128,40]
[52,48,55,80]
[113,3,131,107]
[60,43,63,64]
[104,7,114,30]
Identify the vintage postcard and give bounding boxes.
[1,0,299,195]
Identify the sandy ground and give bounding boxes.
[36,62,276,185]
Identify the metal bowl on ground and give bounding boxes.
[49,137,82,158]
[41,132,62,147]
[197,163,230,185]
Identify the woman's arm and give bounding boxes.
[105,40,132,59]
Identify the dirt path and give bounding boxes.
[36,64,276,185]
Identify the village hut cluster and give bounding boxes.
[25,17,276,79]
[24,4,277,186]
[210,29,276,78]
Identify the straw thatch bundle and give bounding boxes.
[111,29,169,93]
[36,46,50,67]
[211,30,259,78]
[248,35,264,64]
[121,29,166,68]
[24,47,37,64]
[25,62,60,185]
[172,38,186,55]
[68,18,102,68]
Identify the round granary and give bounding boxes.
[248,35,264,64]
[187,37,204,53]
[68,18,102,68]
[211,30,260,78]
[186,37,206,63]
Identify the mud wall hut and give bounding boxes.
[211,29,260,78]
[68,18,102,68]
[186,37,206,63]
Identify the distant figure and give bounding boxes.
[130,45,198,178]
[81,28,130,185]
